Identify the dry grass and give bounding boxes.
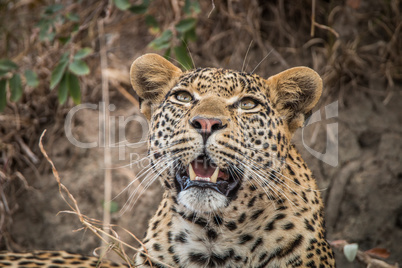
[38,129,176,267]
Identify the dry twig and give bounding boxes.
[38,130,174,268]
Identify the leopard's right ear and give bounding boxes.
[130,53,182,120]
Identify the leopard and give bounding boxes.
[0,250,129,267]
[131,54,335,267]
[0,53,335,268]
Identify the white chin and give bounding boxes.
[177,188,228,213]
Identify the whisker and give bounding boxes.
[251,49,274,74]
[121,158,176,213]
[242,40,253,72]
[238,162,297,212]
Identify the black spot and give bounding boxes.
[287,166,295,176]
[153,243,162,251]
[51,259,66,264]
[251,237,263,252]
[250,209,264,220]
[225,221,237,231]
[281,234,304,256]
[265,220,275,231]
[163,179,171,189]
[283,222,295,230]
[194,217,208,228]
[206,229,218,240]
[238,213,247,223]
[306,260,317,268]
[249,185,258,191]
[247,196,257,207]
[305,219,315,232]
[239,234,253,244]
[152,220,160,230]
[173,255,180,264]
[258,252,268,262]
[174,232,187,243]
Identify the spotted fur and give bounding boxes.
[0,251,129,267]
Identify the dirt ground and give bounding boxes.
[1,1,401,267]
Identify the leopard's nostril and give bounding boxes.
[191,120,202,130]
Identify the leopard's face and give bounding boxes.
[131,54,322,214]
[148,69,290,213]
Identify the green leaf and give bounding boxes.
[74,48,92,60]
[58,36,72,44]
[184,0,201,14]
[114,0,131,10]
[0,70,9,77]
[164,48,171,60]
[59,52,69,63]
[174,45,193,70]
[175,18,197,33]
[184,27,197,41]
[0,79,6,112]
[102,200,119,213]
[24,70,39,87]
[66,12,80,22]
[9,74,23,102]
[58,73,68,105]
[343,243,358,262]
[68,59,90,76]
[72,23,79,33]
[50,58,68,89]
[149,30,172,50]
[67,72,81,104]
[44,4,63,15]
[0,59,18,71]
[128,4,148,14]
[145,15,159,31]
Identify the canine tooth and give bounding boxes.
[210,167,219,183]
[189,164,196,181]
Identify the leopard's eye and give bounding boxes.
[239,97,257,110]
[175,91,193,103]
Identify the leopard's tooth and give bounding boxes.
[210,167,219,183]
[189,163,196,181]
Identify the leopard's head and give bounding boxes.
[130,54,322,213]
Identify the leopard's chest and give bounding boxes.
[169,217,250,267]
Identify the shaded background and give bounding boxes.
[0,0,401,267]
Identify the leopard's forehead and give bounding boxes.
[175,67,267,97]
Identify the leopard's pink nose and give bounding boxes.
[190,116,225,142]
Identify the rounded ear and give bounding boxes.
[266,67,322,134]
[130,53,182,119]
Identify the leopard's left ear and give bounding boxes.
[266,67,322,134]
[130,53,182,120]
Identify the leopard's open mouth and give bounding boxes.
[174,155,242,198]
